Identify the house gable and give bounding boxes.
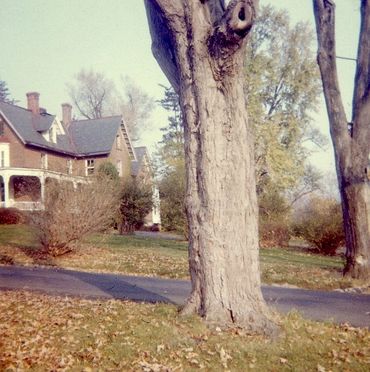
[131,146,152,181]
[41,117,66,143]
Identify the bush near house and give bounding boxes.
[118,178,153,234]
[292,196,345,256]
[98,161,120,181]
[0,208,25,225]
[28,175,120,257]
[158,162,188,238]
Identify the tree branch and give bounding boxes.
[144,0,182,92]
[208,0,258,60]
[145,0,181,17]
[352,0,370,144]
[312,0,349,146]
[202,0,226,24]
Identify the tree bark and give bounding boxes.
[313,0,370,279]
[145,0,277,334]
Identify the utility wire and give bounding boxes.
[336,55,357,61]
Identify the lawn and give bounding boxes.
[0,225,367,291]
[0,290,369,371]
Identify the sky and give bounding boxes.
[0,0,361,175]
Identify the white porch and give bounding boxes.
[0,167,86,211]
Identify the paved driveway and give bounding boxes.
[0,265,369,327]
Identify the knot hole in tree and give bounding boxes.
[239,7,245,21]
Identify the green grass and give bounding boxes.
[261,246,343,269]
[0,224,366,291]
[90,233,188,256]
[0,290,369,371]
[0,224,38,248]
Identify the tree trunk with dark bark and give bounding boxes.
[145,0,277,334]
[313,0,370,279]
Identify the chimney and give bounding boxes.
[62,103,72,127]
[26,92,40,115]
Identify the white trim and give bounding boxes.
[53,117,66,136]
[0,167,87,210]
[41,153,48,169]
[120,119,136,161]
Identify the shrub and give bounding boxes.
[158,162,188,238]
[0,208,25,225]
[292,196,345,255]
[259,220,290,248]
[119,179,154,234]
[29,175,120,257]
[98,161,120,181]
[258,187,291,247]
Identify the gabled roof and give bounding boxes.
[68,116,122,156]
[0,100,129,158]
[131,146,149,176]
[0,101,57,149]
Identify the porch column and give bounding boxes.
[40,174,45,204]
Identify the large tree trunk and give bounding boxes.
[145,0,277,334]
[341,181,370,278]
[313,0,370,279]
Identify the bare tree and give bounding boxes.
[29,176,120,257]
[67,69,117,119]
[119,76,155,141]
[313,0,370,279]
[145,0,277,334]
[67,71,153,141]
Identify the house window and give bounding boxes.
[0,151,4,167]
[67,159,73,175]
[86,159,95,175]
[41,153,48,169]
[0,119,4,136]
[0,144,9,167]
[116,134,121,150]
[116,160,122,177]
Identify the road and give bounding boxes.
[0,265,369,327]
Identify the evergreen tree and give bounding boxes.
[157,84,184,166]
[0,80,15,104]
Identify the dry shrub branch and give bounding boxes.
[29,175,119,256]
[293,196,345,256]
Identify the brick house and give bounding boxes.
[0,92,160,226]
